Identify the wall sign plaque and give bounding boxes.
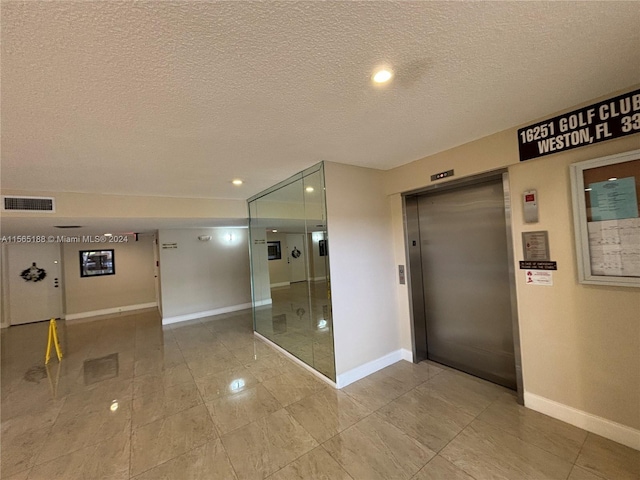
[518,89,640,162]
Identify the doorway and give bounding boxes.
[405,172,522,395]
[6,243,63,325]
[286,233,307,283]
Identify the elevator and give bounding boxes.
[405,171,522,396]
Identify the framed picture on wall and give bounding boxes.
[570,148,640,287]
[267,241,281,260]
[319,239,327,257]
[80,249,115,277]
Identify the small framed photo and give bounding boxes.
[267,241,281,260]
[80,249,115,277]
[319,239,327,257]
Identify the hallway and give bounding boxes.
[1,310,637,479]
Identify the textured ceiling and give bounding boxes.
[2,1,639,200]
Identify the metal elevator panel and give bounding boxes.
[416,178,516,389]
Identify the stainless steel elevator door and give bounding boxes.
[417,178,516,389]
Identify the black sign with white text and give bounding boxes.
[518,89,640,162]
[519,261,557,271]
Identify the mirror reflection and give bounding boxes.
[248,164,335,380]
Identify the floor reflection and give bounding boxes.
[83,353,119,385]
[1,309,635,479]
[255,280,335,380]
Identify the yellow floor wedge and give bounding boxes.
[45,318,63,364]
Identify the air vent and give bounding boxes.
[2,196,55,213]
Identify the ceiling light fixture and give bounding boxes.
[608,177,617,181]
[104,233,113,237]
[305,186,314,192]
[372,68,393,84]
[232,179,243,186]
[272,229,278,233]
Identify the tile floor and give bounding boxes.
[1,309,638,479]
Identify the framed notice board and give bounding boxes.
[570,149,640,287]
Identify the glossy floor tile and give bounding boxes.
[439,419,574,479]
[220,408,318,479]
[411,455,475,480]
[323,413,435,480]
[2,308,637,480]
[267,446,352,479]
[574,432,640,480]
[131,439,236,480]
[130,404,216,476]
[285,387,371,443]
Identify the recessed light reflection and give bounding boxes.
[110,400,119,412]
[584,188,592,192]
[229,379,245,392]
[317,319,328,330]
[608,177,617,181]
[305,186,314,192]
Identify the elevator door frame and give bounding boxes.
[403,170,523,404]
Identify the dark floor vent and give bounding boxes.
[2,196,55,213]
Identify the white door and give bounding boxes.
[286,234,307,283]
[7,243,63,325]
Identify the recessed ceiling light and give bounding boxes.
[608,177,617,181]
[372,68,393,84]
[272,229,278,233]
[104,233,113,237]
[232,179,243,186]
[305,186,314,192]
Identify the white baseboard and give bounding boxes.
[524,391,640,451]
[162,302,253,325]
[253,332,337,389]
[336,349,407,389]
[270,282,290,288]
[401,348,413,362]
[65,302,157,321]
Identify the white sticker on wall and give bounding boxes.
[525,270,553,286]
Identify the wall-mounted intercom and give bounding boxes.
[523,190,538,223]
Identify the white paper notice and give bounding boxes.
[587,218,640,277]
[525,270,553,286]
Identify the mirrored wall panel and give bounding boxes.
[248,163,334,380]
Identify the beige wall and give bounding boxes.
[63,234,156,315]
[158,228,251,320]
[386,87,640,439]
[325,162,400,378]
[509,140,640,430]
